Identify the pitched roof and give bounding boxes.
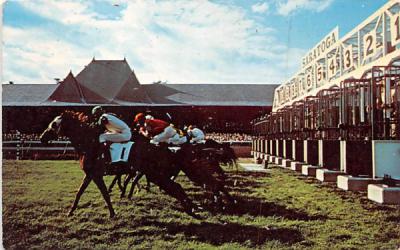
[143,83,277,106]
[48,72,85,103]
[2,84,58,106]
[75,59,151,104]
[2,59,278,106]
[3,82,278,106]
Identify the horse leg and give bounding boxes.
[108,174,119,193]
[68,175,92,216]
[93,177,116,218]
[212,190,226,211]
[117,175,123,192]
[146,177,151,191]
[128,172,144,199]
[151,176,199,218]
[120,173,134,198]
[221,186,237,205]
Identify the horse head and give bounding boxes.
[40,115,63,144]
[40,111,91,145]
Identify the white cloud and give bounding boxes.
[3,26,90,84]
[251,2,269,14]
[3,0,304,85]
[276,0,334,16]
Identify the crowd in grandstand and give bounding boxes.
[3,132,250,143]
[2,132,69,142]
[206,132,252,142]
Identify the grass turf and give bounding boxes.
[2,160,400,249]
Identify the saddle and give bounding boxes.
[107,141,134,163]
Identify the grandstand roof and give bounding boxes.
[2,84,57,106]
[3,59,278,107]
[143,83,276,106]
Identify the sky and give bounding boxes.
[2,0,389,85]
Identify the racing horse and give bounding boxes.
[121,142,237,209]
[112,133,238,197]
[40,111,199,218]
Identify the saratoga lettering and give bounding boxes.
[302,28,338,69]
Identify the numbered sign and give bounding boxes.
[306,69,313,91]
[279,88,285,105]
[391,13,400,47]
[315,63,325,86]
[291,81,297,99]
[343,45,354,71]
[327,53,339,79]
[285,85,290,102]
[363,30,376,61]
[297,76,304,96]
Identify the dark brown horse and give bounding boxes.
[40,111,199,218]
[121,142,237,208]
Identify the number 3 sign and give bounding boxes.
[343,45,353,71]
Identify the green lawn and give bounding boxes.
[3,160,400,249]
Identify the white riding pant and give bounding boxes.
[168,134,188,145]
[151,125,177,144]
[99,129,132,143]
[190,136,205,144]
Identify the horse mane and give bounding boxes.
[61,110,90,126]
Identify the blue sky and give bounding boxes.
[2,0,388,85]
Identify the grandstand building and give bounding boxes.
[3,58,277,134]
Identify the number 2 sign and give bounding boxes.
[363,30,376,61]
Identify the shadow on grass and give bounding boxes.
[148,220,304,247]
[219,196,327,221]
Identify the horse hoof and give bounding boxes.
[187,210,202,220]
[110,212,116,218]
[67,211,73,217]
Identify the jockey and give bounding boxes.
[134,113,177,144]
[92,106,132,145]
[186,125,205,144]
[168,127,188,145]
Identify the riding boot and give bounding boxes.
[98,142,111,164]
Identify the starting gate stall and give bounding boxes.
[369,65,400,179]
[252,116,268,160]
[316,87,341,170]
[269,112,279,158]
[281,106,294,160]
[292,100,305,162]
[340,65,400,178]
[275,109,285,159]
[340,78,374,176]
[303,96,319,166]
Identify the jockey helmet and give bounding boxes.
[145,114,154,120]
[134,113,145,123]
[92,106,105,116]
